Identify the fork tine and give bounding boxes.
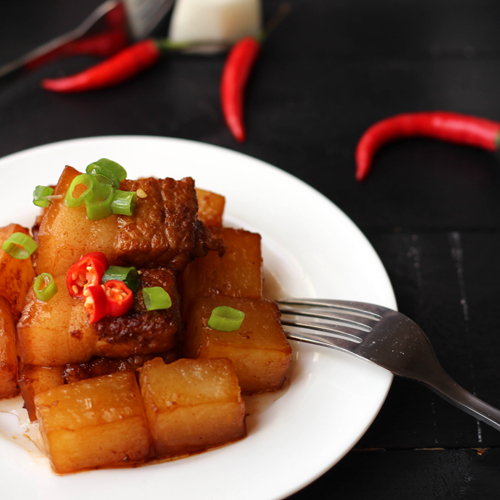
[280,318,363,342]
[277,299,383,338]
[278,306,372,332]
[284,328,359,352]
[276,298,383,322]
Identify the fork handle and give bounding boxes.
[423,372,500,432]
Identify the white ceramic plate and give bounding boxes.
[0,136,396,500]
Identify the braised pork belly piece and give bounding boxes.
[17,268,182,366]
[94,268,182,358]
[35,166,224,277]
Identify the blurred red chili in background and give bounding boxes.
[25,31,129,71]
[355,111,500,181]
[40,38,227,93]
[26,2,128,71]
[41,39,161,93]
[63,31,129,58]
[104,1,127,30]
[220,37,261,143]
[41,2,291,144]
[220,3,290,142]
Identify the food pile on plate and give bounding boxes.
[0,159,292,474]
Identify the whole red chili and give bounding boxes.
[41,39,161,93]
[220,37,261,143]
[26,31,129,72]
[66,251,109,298]
[356,111,500,181]
[62,30,129,59]
[104,2,127,30]
[103,280,134,317]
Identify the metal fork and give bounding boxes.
[277,298,500,432]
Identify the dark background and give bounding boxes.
[1,1,500,498]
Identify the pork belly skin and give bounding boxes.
[35,166,224,276]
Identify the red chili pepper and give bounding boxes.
[355,111,500,181]
[66,252,109,298]
[219,4,290,142]
[25,31,129,71]
[220,37,261,142]
[103,280,133,317]
[63,30,129,59]
[84,285,108,323]
[41,39,161,93]
[104,2,127,30]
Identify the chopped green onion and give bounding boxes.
[142,287,172,311]
[33,273,58,301]
[93,158,127,181]
[103,266,140,293]
[90,173,115,186]
[65,173,92,208]
[86,158,127,189]
[33,185,54,208]
[86,165,119,188]
[208,306,245,332]
[111,190,137,216]
[2,232,38,260]
[85,179,114,220]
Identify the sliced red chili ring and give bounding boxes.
[66,251,109,298]
[104,279,133,317]
[83,285,108,323]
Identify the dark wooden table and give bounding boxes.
[1,1,500,498]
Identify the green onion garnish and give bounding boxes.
[103,266,140,293]
[33,185,54,208]
[208,306,245,332]
[142,287,172,311]
[86,158,127,189]
[65,173,93,208]
[64,160,130,221]
[85,180,114,220]
[111,190,137,216]
[90,173,115,186]
[33,273,58,301]
[2,232,38,260]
